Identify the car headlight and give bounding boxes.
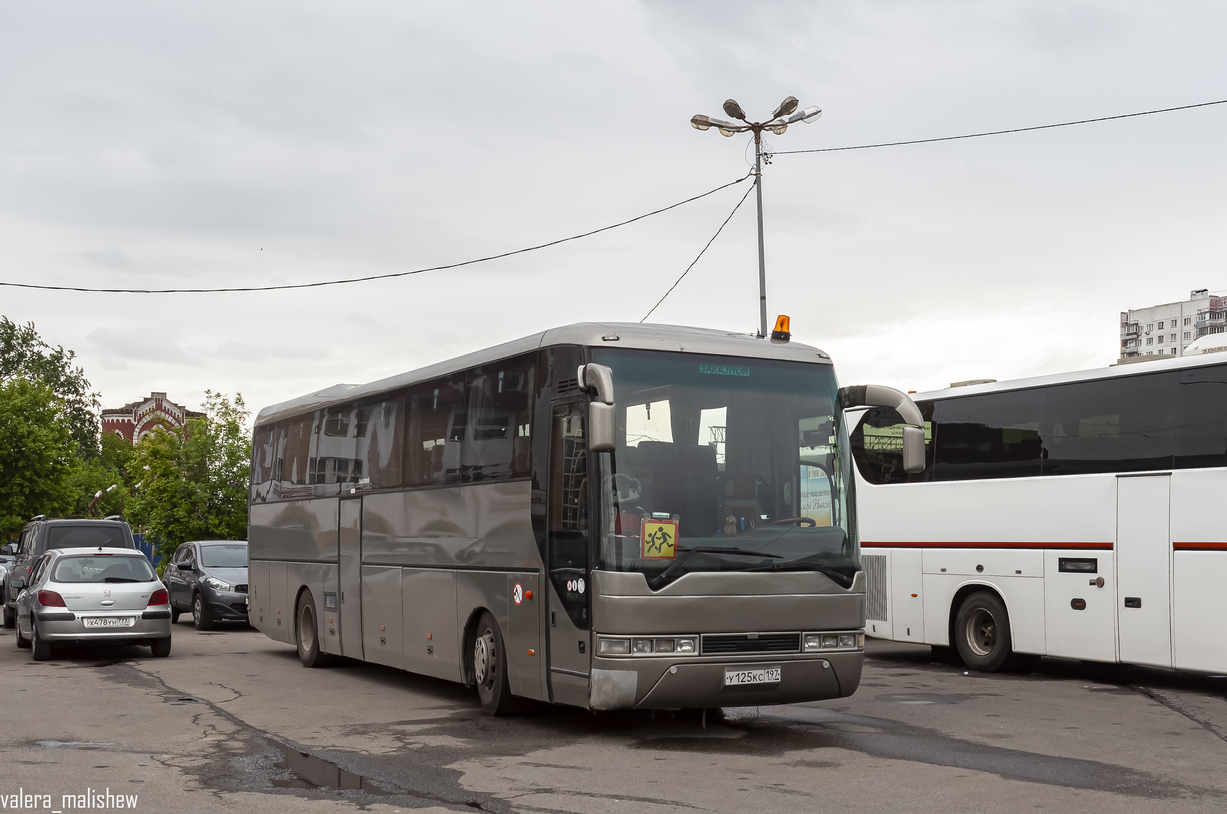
[205,577,232,592]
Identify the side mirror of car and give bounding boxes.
[0,544,15,556]
[177,562,193,571]
[10,578,25,590]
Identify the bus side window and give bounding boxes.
[1175,363,1227,469]
[850,405,933,485]
[464,355,534,482]
[406,376,467,486]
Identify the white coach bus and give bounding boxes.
[850,352,1227,673]
[248,321,926,714]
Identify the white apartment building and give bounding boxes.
[1119,288,1227,361]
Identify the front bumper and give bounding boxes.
[37,609,172,642]
[202,589,249,620]
[588,650,864,710]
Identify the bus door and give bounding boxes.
[338,496,364,660]
[1116,474,1172,667]
[545,400,592,706]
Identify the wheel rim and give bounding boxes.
[474,629,496,686]
[193,598,201,624]
[964,607,997,657]
[300,605,315,651]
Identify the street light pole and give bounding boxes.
[754,132,767,338]
[691,97,822,337]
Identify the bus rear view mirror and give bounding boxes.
[902,426,925,473]
[580,363,616,452]
[590,402,615,452]
[839,383,927,473]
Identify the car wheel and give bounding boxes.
[15,621,31,649]
[954,591,1012,672]
[473,611,514,716]
[295,592,333,668]
[170,608,181,624]
[192,594,214,631]
[31,622,52,662]
[3,604,15,630]
[150,636,172,658]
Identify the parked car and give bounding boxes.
[12,547,172,660]
[163,540,249,630]
[2,516,137,629]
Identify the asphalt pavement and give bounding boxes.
[3,621,1226,813]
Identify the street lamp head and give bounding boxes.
[718,127,737,137]
[769,123,788,135]
[723,98,747,121]
[690,114,713,131]
[772,96,799,120]
[788,105,822,124]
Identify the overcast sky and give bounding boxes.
[2,1,1225,419]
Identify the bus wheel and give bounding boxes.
[954,591,1012,672]
[473,612,513,716]
[296,592,334,668]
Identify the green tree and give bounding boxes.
[0,378,79,539]
[127,392,251,564]
[1,316,101,458]
[66,432,140,518]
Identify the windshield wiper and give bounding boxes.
[102,577,139,583]
[648,546,782,589]
[744,561,855,588]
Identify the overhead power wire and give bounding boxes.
[641,179,756,323]
[774,98,1227,155]
[0,171,754,294]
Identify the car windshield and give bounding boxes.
[591,348,856,587]
[47,525,129,549]
[53,555,155,583]
[200,544,247,568]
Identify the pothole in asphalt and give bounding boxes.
[264,738,490,810]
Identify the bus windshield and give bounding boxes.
[592,348,857,588]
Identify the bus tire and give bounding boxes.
[296,591,334,668]
[954,591,1012,672]
[473,611,513,716]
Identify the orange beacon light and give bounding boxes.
[770,315,791,342]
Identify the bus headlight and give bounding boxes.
[804,634,822,651]
[599,638,630,655]
[654,639,675,653]
[821,634,839,648]
[632,638,654,654]
[838,634,857,648]
[676,638,696,653]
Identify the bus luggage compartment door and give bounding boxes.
[339,497,363,660]
[1116,475,1172,668]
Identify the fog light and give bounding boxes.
[599,638,630,655]
[804,634,822,651]
[655,639,675,653]
[676,638,696,653]
[838,634,857,648]
[632,638,654,654]
[821,635,838,648]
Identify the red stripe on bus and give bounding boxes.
[861,541,1114,550]
[1173,542,1227,551]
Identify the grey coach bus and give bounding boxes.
[248,321,925,714]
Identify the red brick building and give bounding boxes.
[101,392,204,444]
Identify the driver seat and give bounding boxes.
[718,472,762,534]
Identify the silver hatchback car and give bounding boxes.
[12,548,172,661]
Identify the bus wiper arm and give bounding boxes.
[648,546,782,589]
[745,561,854,588]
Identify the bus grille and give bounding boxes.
[864,554,887,622]
[701,633,800,655]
